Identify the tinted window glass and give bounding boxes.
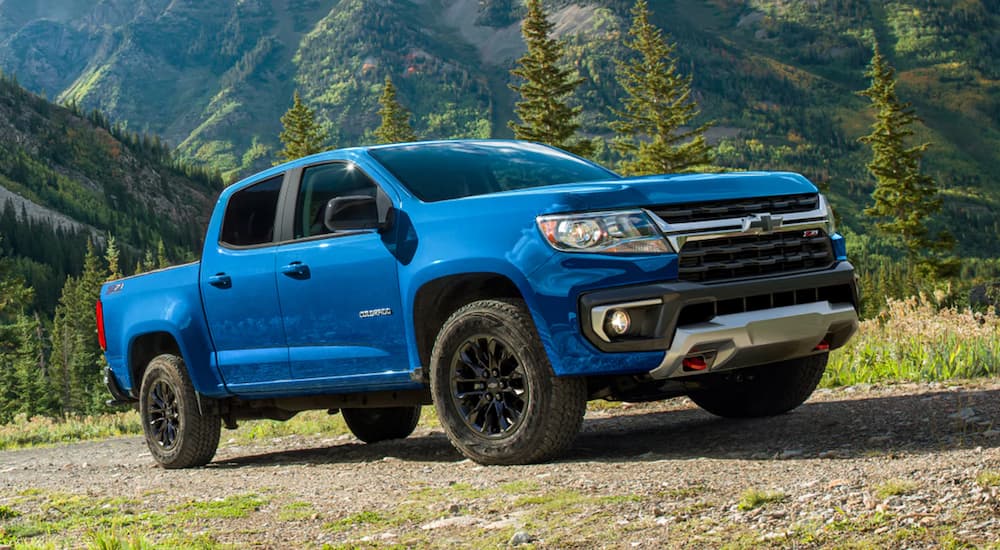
[294,163,377,239]
[369,141,618,202]
[220,175,283,247]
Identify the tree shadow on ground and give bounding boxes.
[210,387,999,469]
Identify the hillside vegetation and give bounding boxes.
[0,73,219,312]
[0,0,995,258]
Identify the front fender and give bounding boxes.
[400,257,568,373]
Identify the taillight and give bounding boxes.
[96,299,107,351]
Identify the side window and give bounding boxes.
[220,175,283,247]
[294,163,377,239]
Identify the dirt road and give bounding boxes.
[2,381,999,548]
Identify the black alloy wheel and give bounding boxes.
[139,354,221,468]
[148,379,180,450]
[450,335,529,438]
[429,299,587,465]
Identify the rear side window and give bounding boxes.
[220,175,283,247]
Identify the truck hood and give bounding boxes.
[487,171,818,214]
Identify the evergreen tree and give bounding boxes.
[611,0,711,175]
[477,0,521,27]
[858,44,951,265]
[11,312,58,419]
[105,234,121,280]
[0,253,43,422]
[509,0,594,157]
[374,76,418,144]
[277,90,328,164]
[156,238,169,269]
[49,242,107,414]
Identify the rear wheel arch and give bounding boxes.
[128,332,182,397]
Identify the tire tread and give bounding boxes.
[140,354,221,469]
[430,299,586,465]
[688,354,828,418]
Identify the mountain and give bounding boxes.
[0,0,997,256]
[0,73,219,312]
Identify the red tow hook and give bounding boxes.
[814,340,831,352]
[682,356,708,371]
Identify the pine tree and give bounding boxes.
[858,44,950,264]
[509,0,594,157]
[11,312,58,419]
[156,238,169,269]
[0,251,53,424]
[105,233,121,280]
[50,242,108,414]
[277,90,328,164]
[374,76,418,144]
[611,0,711,175]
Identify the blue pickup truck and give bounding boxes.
[97,140,859,468]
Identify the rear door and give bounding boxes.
[201,174,291,391]
[274,161,410,391]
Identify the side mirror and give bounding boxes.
[324,187,394,232]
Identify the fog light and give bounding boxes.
[606,309,631,336]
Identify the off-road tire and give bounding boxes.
[342,406,421,443]
[688,353,829,418]
[430,299,587,465]
[139,354,221,469]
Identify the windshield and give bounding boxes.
[368,141,619,202]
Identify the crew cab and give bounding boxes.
[97,140,859,468]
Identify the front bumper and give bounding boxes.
[649,300,857,378]
[578,263,859,379]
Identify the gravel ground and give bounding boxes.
[1,381,998,548]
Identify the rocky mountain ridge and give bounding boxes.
[0,0,997,256]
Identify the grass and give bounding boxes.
[976,470,1000,488]
[2,479,990,549]
[874,479,919,499]
[737,488,787,511]
[824,295,1000,387]
[0,491,275,548]
[172,493,267,520]
[324,510,387,532]
[0,412,142,451]
[277,501,318,522]
[661,484,707,499]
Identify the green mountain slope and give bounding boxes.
[0,73,219,312]
[0,0,996,256]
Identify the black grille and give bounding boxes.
[679,230,835,283]
[653,193,819,225]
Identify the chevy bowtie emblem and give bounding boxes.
[743,213,784,234]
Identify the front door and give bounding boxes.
[274,162,409,390]
[201,174,290,391]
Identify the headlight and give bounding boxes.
[536,210,673,254]
[820,194,836,235]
